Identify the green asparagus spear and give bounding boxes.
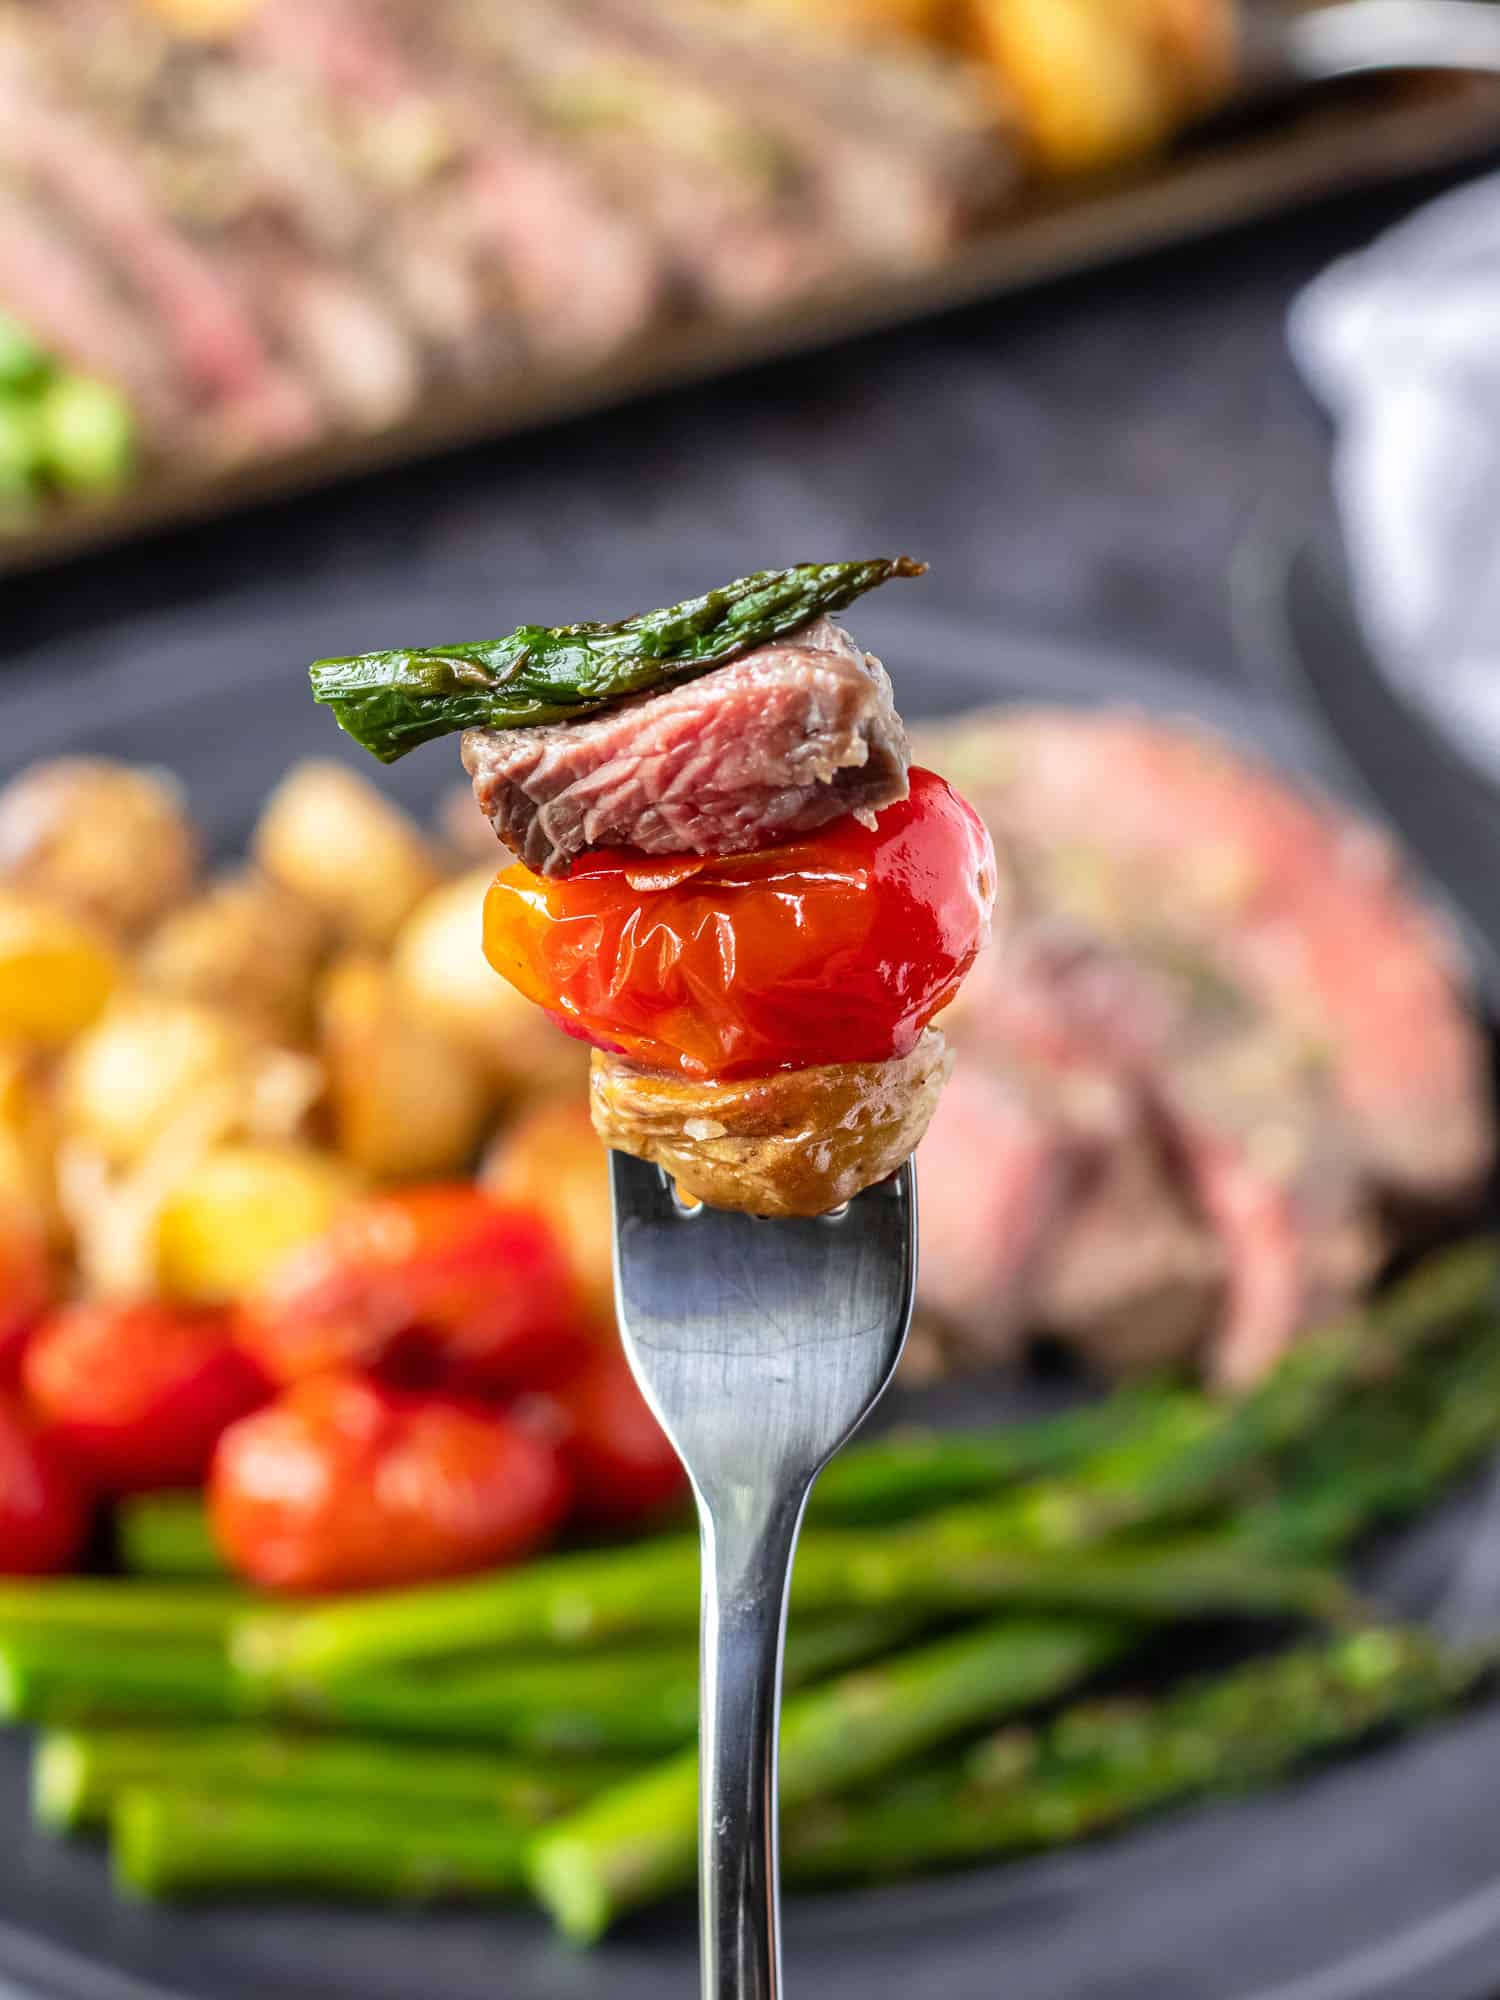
[117,1494,224,1579]
[1243,1315,1500,1562]
[1,1614,913,1749]
[236,1518,1345,1687]
[309,558,926,761]
[0,1634,240,1726]
[1128,1239,1497,1527]
[785,1628,1492,1883]
[0,1580,245,1644]
[35,1725,634,1835]
[106,1632,1485,1911]
[809,1383,1200,1525]
[528,1617,1127,1942]
[115,1790,529,1904]
[295,1612,919,1756]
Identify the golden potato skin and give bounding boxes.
[140,872,327,1043]
[0,891,118,1047]
[0,758,199,943]
[0,1042,60,1238]
[390,869,588,1099]
[320,954,493,1182]
[483,1097,613,1322]
[590,1029,952,1217]
[254,762,442,950]
[967,0,1236,171]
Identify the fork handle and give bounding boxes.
[697,1488,809,2000]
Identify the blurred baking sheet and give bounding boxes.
[2,70,1496,578]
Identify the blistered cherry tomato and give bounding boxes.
[210,1372,571,1593]
[482,768,996,1080]
[24,1301,269,1494]
[0,1203,50,1388]
[550,1350,686,1528]
[0,1392,89,1574]
[241,1185,593,1396]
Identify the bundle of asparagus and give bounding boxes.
[1,1240,1496,1935]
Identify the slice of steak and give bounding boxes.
[928,707,1494,1207]
[914,1054,1084,1363]
[953,920,1379,1385]
[0,39,317,455]
[1029,1128,1223,1377]
[462,615,910,876]
[249,0,665,371]
[580,0,1015,268]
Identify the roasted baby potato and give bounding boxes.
[0,891,118,1046]
[0,1042,59,1237]
[254,762,443,950]
[320,954,492,1181]
[140,871,327,1043]
[482,1098,613,1323]
[966,0,1235,171]
[60,996,320,1167]
[0,758,199,942]
[590,1028,953,1217]
[153,1142,361,1302]
[390,869,588,1098]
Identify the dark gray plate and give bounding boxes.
[2,591,1499,2000]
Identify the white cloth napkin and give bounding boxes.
[1290,171,1500,773]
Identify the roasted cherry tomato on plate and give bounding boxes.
[211,1372,572,1593]
[241,1184,594,1396]
[549,1350,687,1529]
[0,1393,89,1574]
[482,768,996,1080]
[24,1301,269,1494]
[0,1201,50,1388]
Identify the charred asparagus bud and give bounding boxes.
[309,558,926,761]
[786,1627,1493,1883]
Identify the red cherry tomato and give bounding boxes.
[210,1372,572,1593]
[0,1392,89,1574]
[0,1203,50,1388]
[24,1301,269,1495]
[551,1350,687,1528]
[483,768,997,1081]
[241,1185,594,1396]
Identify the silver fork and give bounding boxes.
[609,1152,917,2000]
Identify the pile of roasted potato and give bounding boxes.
[0,755,612,1317]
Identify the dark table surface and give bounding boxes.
[4,158,1489,694]
[4,149,1500,2000]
